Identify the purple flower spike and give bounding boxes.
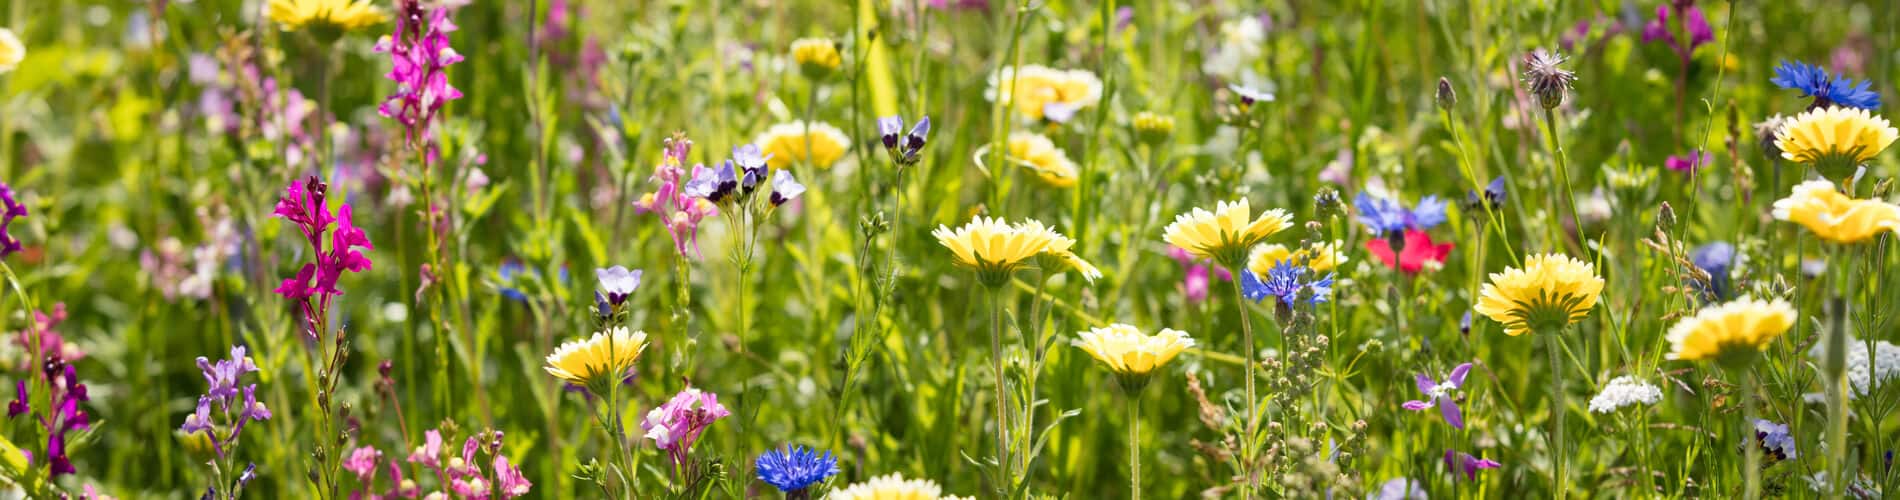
[1402,362,1471,429]
[1443,449,1501,481]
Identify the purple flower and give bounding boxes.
[637,136,722,258]
[343,446,383,481]
[1402,363,1471,429]
[1371,478,1426,500]
[196,345,259,401]
[1240,262,1334,307]
[493,455,533,498]
[271,177,374,307]
[879,115,933,164]
[733,144,772,175]
[408,429,444,467]
[7,380,25,418]
[0,182,26,259]
[180,397,214,435]
[1465,176,1507,211]
[1443,449,1501,481]
[1354,191,1446,236]
[755,445,839,493]
[375,0,465,145]
[905,116,932,153]
[181,345,270,462]
[1664,151,1706,172]
[770,170,806,207]
[594,266,642,305]
[1773,60,1882,110]
[640,387,731,467]
[877,116,905,149]
[1641,3,1713,60]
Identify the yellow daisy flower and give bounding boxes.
[1131,111,1175,145]
[1771,179,1900,244]
[544,327,649,391]
[1775,106,1898,173]
[790,38,842,79]
[1026,222,1101,282]
[1162,199,1294,268]
[1665,297,1796,366]
[986,65,1103,121]
[756,121,852,170]
[1473,253,1605,336]
[267,0,386,34]
[0,29,23,74]
[933,216,1058,287]
[1075,324,1195,377]
[827,473,964,500]
[1248,241,1348,276]
[1006,132,1078,188]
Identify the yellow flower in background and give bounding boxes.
[1665,297,1795,365]
[827,473,964,500]
[1027,222,1101,282]
[1473,253,1605,336]
[1248,241,1348,276]
[1075,324,1195,377]
[790,38,842,79]
[267,0,386,33]
[986,65,1103,121]
[933,216,1058,287]
[0,29,23,74]
[1771,179,1900,244]
[544,327,649,390]
[1006,132,1078,188]
[1775,106,1898,170]
[757,121,851,170]
[1162,199,1294,268]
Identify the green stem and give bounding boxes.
[1129,394,1142,500]
[1742,368,1761,500]
[988,286,1015,496]
[1546,330,1567,499]
[1825,243,1849,498]
[1541,107,1582,253]
[1228,268,1258,499]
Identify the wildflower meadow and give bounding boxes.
[5,0,1900,498]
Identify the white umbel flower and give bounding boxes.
[1588,375,1663,414]
[1803,337,1900,402]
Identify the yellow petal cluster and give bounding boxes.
[544,327,649,388]
[1006,132,1079,188]
[267,0,386,33]
[933,216,1056,277]
[1248,241,1348,276]
[1771,179,1900,244]
[826,473,966,500]
[1033,225,1102,282]
[1162,199,1294,267]
[1775,106,1898,166]
[0,29,23,74]
[986,65,1103,121]
[789,38,842,75]
[757,121,852,170]
[1075,324,1195,376]
[1473,253,1605,336]
[1665,297,1796,363]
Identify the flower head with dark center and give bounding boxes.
[1751,419,1798,463]
[1772,60,1882,110]
[770,170,806,207]
[594,266,642,306]
[754,445,839,493]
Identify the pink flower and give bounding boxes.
[641,387,731,466]
[634,136,719,258]
[272,177,375,301]
[376,1,465,145]
[343,446,383,482]
[1365,229,1452,274]
[1664,151,1705,173]
[492,455,532,498]
[407,429,443,467]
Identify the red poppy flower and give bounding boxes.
[1366,229,1453,273]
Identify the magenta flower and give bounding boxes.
[343,446,383,482]
[0,181,26,259]
[492,455,533,498]
[408,428,444,467]
[375,0,464,146]
[1642,2,1713,64]
[1443,449,1501,481]
[1402,362,1470,429]
[641,387,731,467]
[272,176,374,341]
[1664,151,1706,173]
[634,136,720,258]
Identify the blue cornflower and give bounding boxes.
[1690,241,1735,300]
[497,259,530,302]
[1353,192,1447,236]
[1772,60,1882,110]
[1241,262,1335,307]
[754,445,839,493]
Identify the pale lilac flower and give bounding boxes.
[594,266,642,306]
[1443,449,1500,481]
[770,170,806,207]
[1402,363,1471,429]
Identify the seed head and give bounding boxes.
[1523,50,1577,110]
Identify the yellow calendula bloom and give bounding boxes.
[1075,324,1195,376]
[1162,199,1294,268]
[1771,179,1900,244]
[267,0,386,33]
[1006,132,1078,188]
[0,29,23,74]
[1131,111,1175,144]
[1248,241,1348,276]
[986,65,1103,121]
[933,216,1058,287]
[790,38,842,78]
[1665,297,1796,366]
[1473,253,1605,336]
[827,473,966,500]
[544,327,649,390]
[1025,222,1101,282]
[757,121,851,170]
[1775,106,1898,171]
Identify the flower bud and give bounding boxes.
[1435,77,1457,110]
[1132,111,1174,145]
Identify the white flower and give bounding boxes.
[1803,337,1900,403]
[1588,375,1663,414]
[1202,17,1266,82]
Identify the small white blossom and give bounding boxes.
[1803,337,1900,403]
[1588,375,1663,414]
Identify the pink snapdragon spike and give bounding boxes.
[633,135,719,258]
[641,387,731,467]
[376,0,464,146]
[1401,362,1471,429]
[273,176,375,341]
